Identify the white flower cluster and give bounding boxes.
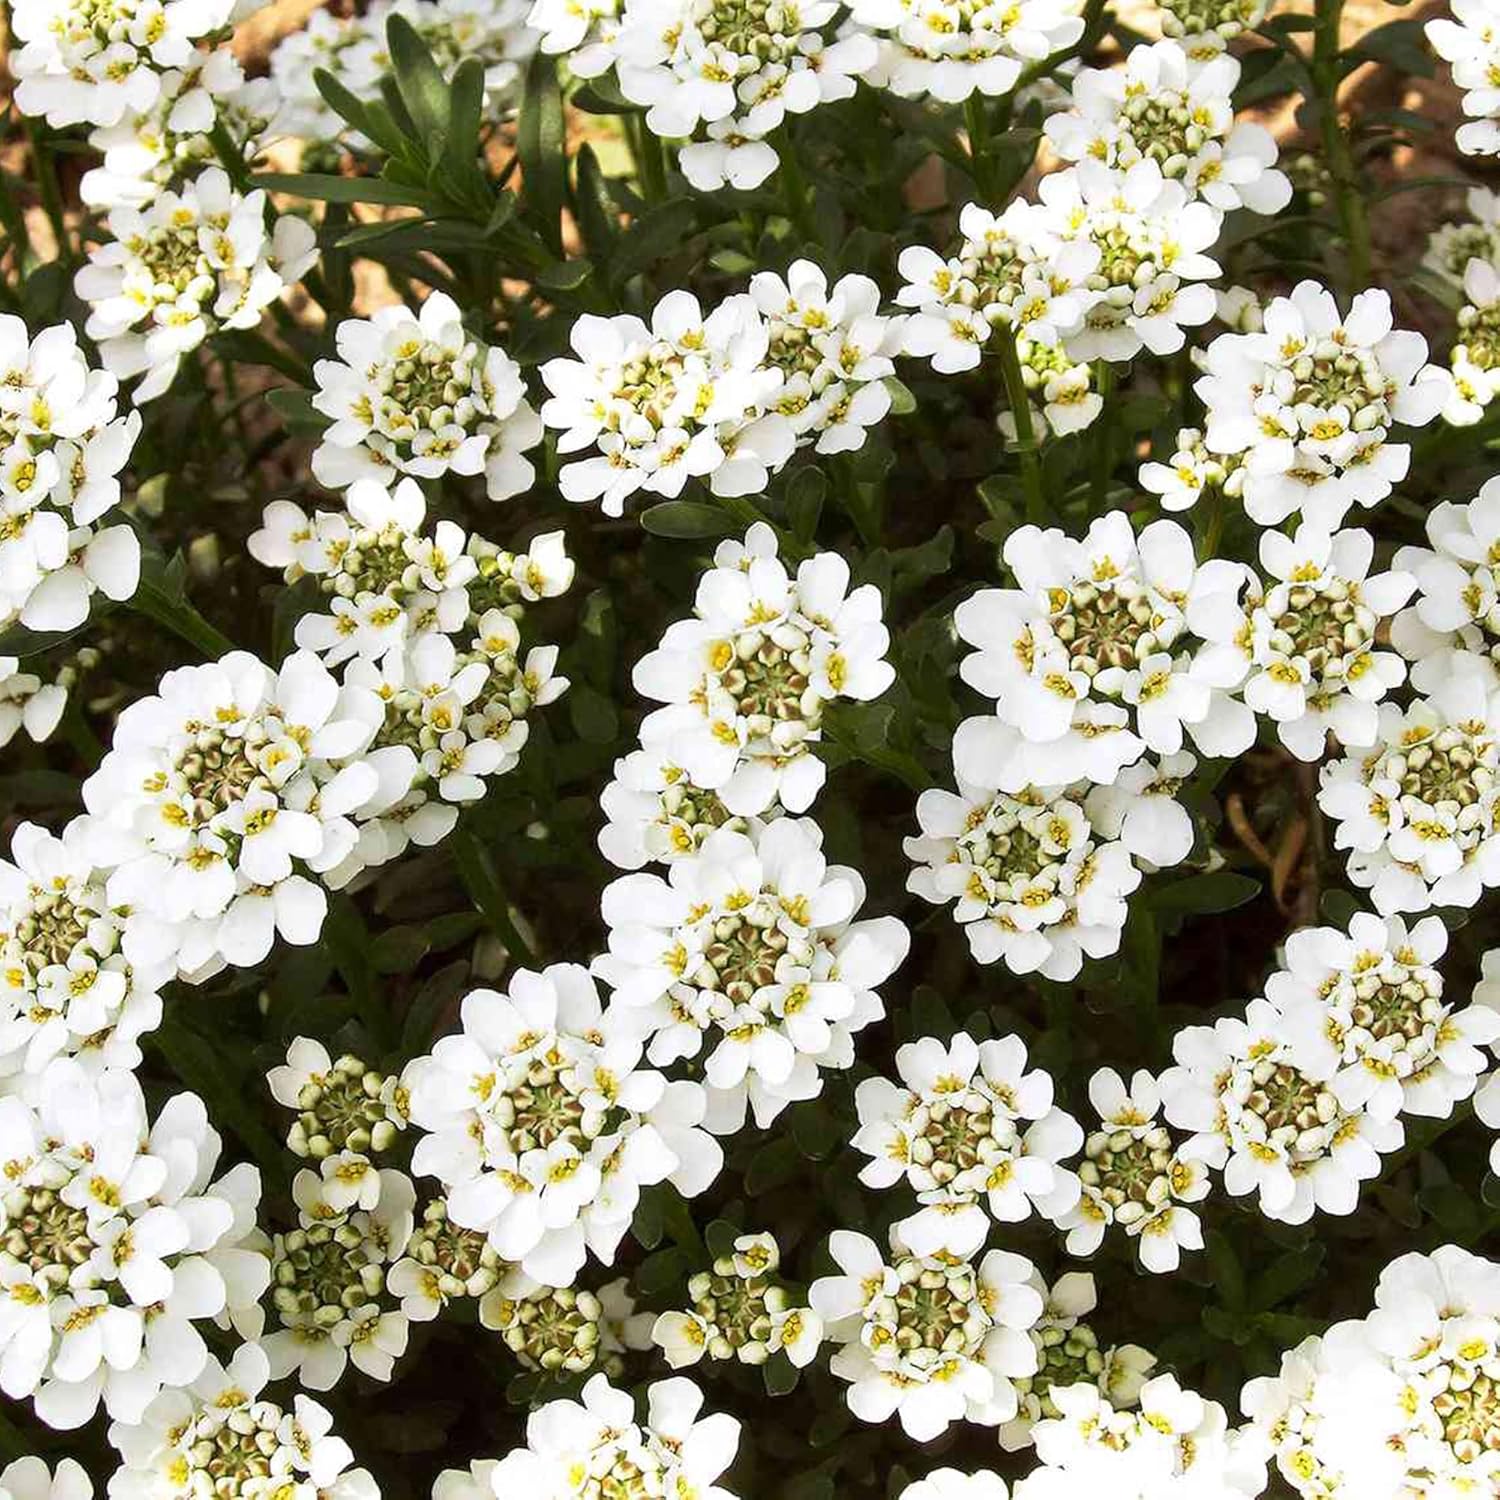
[1057,1069,1209,1274]
[0,1062,267,1430]
[0,821,168,1080]
[652,1229,823,1369]
[1394,477,1500,693]
[1213,522,1416,762]
[78,649,383,977]
[956,512,1254,784]
[897,160,1222,383]
[249,481,572,882]
[11,0,240,129]
[1317,673,1500,915]
[1243,1245,1500,1499]
[1428,0,1500,157]
[1162,990,1403,1227]
[851,1031,1082,1256]
[907,721,1185,980]
[0,316,142,634]
[404,965,724,1285]
[81,52,278,213]
[1044,39,1290,215]
[539,289,798,512]
[594,0,876,192]
[749,262,905,455]
[596,816,910,1131]
[107,1343,377,1500]
[1002,1271,1156,1452]
[263,1152,415,1391]
[268,1038,410,1159]
[76,167,318,404]
[471,1372,741,1495]
[606,521,893,845]
[851,0,1083,103]
[310,293,543,502]
[809,1230,1044,1441]
[269,0,539,147]
[1196,281,1451,529]
[1013,1373,1267,1499]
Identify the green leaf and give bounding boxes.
[1149,870,1262,917]
[445,57,486,186]
[787,467,826,543]
[536,257,595,291]
[266,387,328,436]
[745,1137,802,1194]
[1206,1229,1247,1309]
[763,1358,801,1397]
[386,13,452,144]
[371,925,432,973]
[639,501,737,539]
[609,198,698,282]
[1346,18,1434,76]
[883,376,917,416]
[518,52,567,256]
[254,171,443,211]
[568,682,619,744]
[574,144,618,256]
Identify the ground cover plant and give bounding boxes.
[6,0,1500,1494]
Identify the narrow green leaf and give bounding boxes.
[639,501,737,539]
[387,13,452,143]
[518,52,567,256]
[574,144,618,256]
[255,171,443,211]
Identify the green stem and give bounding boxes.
[964,96,994,202]
[452,823,539,968]
[1312,0,1372,289]
[629,116,668,205]
[23,116,69,265]
[993,330,1047,524]
[129,574,234,659]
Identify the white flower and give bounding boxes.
[1000,1270,1157,1451]
[1055,1068,1208,1274]
[853,0,1084,103]
[12,0,236,128]
[651,1230,822,1369]
[1139,425,1244,514]
[1429,0,1500,156]
[1443,257,1500,427]
[106,1343,378,1500]
[0,819,169,1079]
[268,1038,409,1158]
[596,816,910,1132]
[1243,1245,1500,1499]
[1425,187,1500,288]
[0,316,142,634]
[1014,1373,1266,1499]
[263,1156,414,1391]
[851,1031,1082,1256]
[1238,523,1415,761]
[956,511,1254,780]
[899,1472,1010,1500]
[1466,949,1500,1173]
[405,965,723,1286]
[1045,40,1290,214]
[1270,911,1498,1124]
[80,53,276,212]
[630,522,894,818]
[906,718,1152,981]
[598,744,759,869]
[0,661,69,750]
[1161,998,1402,1225]
[75,167,318,404]
[895,199,1099,374]
[1038,160,1222,364]
[81,649,386,977]
[1082,753,1198,870]
[749,260,903,454]
[527,0,622,76]
[0,1061,269,1430]
[612,0,875,191]
[1392,475,1500,693]
[809,1229,1043,1441]
[0,1459,92,1500]
[310,293,542,501]
[539,290,795,512]
[1197,280,1452,529]
[489,1372,741,1495]
[1316,673,1500,916]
